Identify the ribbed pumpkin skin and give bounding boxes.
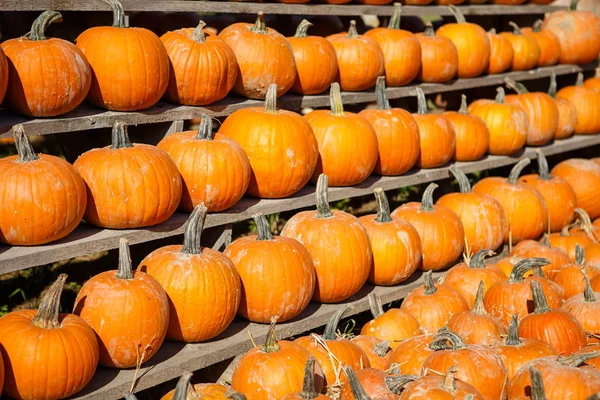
[499,31,540,71]
[521,26,561,67]
[505,93,558,146]
[288,33,338,95]
[487,30,514,75]
[512,241,570,279]
[398,375,484,400]
[351,335,392,370]
[76,27,170,111]
[547,233,593,262]
[552,159,600,219]
[416,32,458,83]
[161,383,231,400]
[360,309,422,349]
[563,291,600,341]
[585,76,600,91]
[447,310,505,346]
[443,111,489,162]
[493,337,557,379]
[556,85,600,135]
[389,334,435,375]
[339,368,400,400]
[554,98,578,140]
[0,47,7,104]
[440,263,508,308]
[73,144,182,229]
[0,154,86,245]
[519,308,587,356]
[587,243,600,267]
[160,28,237,105]
[553,264,600,300]
[413,114,456,169]
[436,21,490,79]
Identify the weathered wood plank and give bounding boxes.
[1,134,599,275]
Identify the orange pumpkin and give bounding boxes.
[340,367,403,400]
[392,183,465,271]
[398,366,484,400]
[512,236,570,279]
[401,271,469,334]
[587,243,600,267]
[468,87,528,156]
[364,4,421,87]
[486,28,514,75]
[585,68,600,91]
[521,20,561,67]
[327,20,384,91]
[437,166,506,254]
[74,239,169,368]
[413,88,456,169]
[351,335,392,371]
[388,333,436,375]
[552,158,600,219]
[504,78,559,146]
[548,72,578,140]
[282,357,331,400]
[281,174,372,303]
[359,77,420,176]
[76,0,169,111]
[288,20,338,95]
[563,273,600,342]
[0,125,86,246]
[500,22,541,71]
[472,158,548,243]
[553,245,600,299]
[2,11,91,116]
[548,223,595,263]
[575,344,600,370]
[436,5,490,79]
[0,274,98,400]
[219,84,318,198]
[443,95,489,162]
[496,255,522,277]
[73,121,182,229]
[139,205,241,342]
[556,73,600,135]
[305,83,378,186]
[160,372,244,400]
[157,115,250,212]
[416,22,458,83]
[219,12,296,99]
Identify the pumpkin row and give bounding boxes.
[0,0,598,117]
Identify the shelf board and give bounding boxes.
[1,63,594,138]
[2,133,599,275]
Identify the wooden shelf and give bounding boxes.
[2,133,599,275]
[2,63,594,138]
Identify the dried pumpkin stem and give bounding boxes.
[575,208,596,240]
[29,10,62,41]
[181,204,207,255]
[529,367,546,400]
[261,318,281,353]
[323,306,349,340]
[559,350,600,367]
[423,271,437,295]
[470,250,494,269]
[489,28,497,34]
[548,72,558,98]
[509,21,522,35]
[191,20,207,42]
[531,280,551,314]
[432,328,468,350]
[316,174,334,219]
[583,272,597,303]
[173,371,193,400]
[532,19,543,33]
[345,366,372,400]
[346,20,359,39]
[264,84,278,114]
[385,374,418,394]
[440,366,458,393]
[495,87,506,103]
[576,72,584,86]
[505,77,529,94]
[449,166,471,193]
[423,21,435,37]
[111,121,134,149]
[536,150,552,180]
[575,243,586,264]
[388,3,402,29]
[196,114,214,140]
[374,188,393,223]
[420,183,438,212]
[32,273,67,329]
[569,0,580,11]
[374,341,390,357]
[473,281,487,315]
[506,314,522,345]
[508,158,531,185]
[416,87,428,115]
[368,292,384,318]
[329,82,345,116]
[116,238,134,280]
[225,390,247,400]
[299,357,319,400]
[448,5,466,24]
[375,76,391,111]
[294,19,313,38]
[253,213,274,241]
[532,266,545,278]
[509,258,550,283]
[541,234,551,247]
[458,94,469,115]
[105,0,127,28]
[250,12,268,34]
[13,125,39,163]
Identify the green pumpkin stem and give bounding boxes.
[388,3,402,29]
[423,271,437,295]
[196,114,214,140]
[191,20,207,42]
[181,204,207,255]
[374,341,390,357]
[472,281,488,315]
[470,249,494,269]
[345,366,372,400]
[506,314,523,345]
[260,318,281,353]
[264,84,278,114]
[536,150,552,180]
[505,77,529,94]
[423,22,435,37]
[583,272,597,303]
[250,12,268,34]
[111,121,134,150]
[495,87,506,103]
[569,0,580,11]
[323,306,349,340]
[448,5,466,24]
[385,374,418,395]
[532,19,543,33]
[374,188,393,223]
[576,72,584,86]
[329,82,345,116]
[440,366,459,393]
[458,94,469,115]
[13,125,39,163]
[32,273,67,329]
[116,238,134,280]
[548,72,558,98]
[431,328,468,350]
[253,213,274,241]
[508,158,531,185]
[105,0,127,28]
[225,390,247,400]
[173,371,193,400]
[347,20,359,39]
[29,11,62,41]
[449,166,471,193]
[416,87,428,115]
[294,19,313,38]
[509,258,550,283]
[299,357,319,400]
[531,280,551,314]
[529,367,546,400]
[559,350,600,367]
[316,174,334,219]
[375,76,391,111]
[532,266,545,278]
[368,293,384,318]
[509,21,522,35]
[420,183,438,212]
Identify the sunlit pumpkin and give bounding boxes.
[351,335,392,370]
[521,20,561,67]
[416,22,458,83]
[552,244,600,300]
[563,273,600,343]
[388,333,436,375]
[552,158,600,219]
[499,22,540,71]
[548,72,578,140]
[443,94,489,162]
[486,28,514,75]
[556,73,600,135]
[512,236,570,279]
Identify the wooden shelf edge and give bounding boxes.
[1,134,599,275]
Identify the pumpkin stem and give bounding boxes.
[225,390,247,400]
[105,0,127,28]
[264,84,278,114]
[587,394,600,400]
[315,174,334,219]
[111,121,134,149]
[191,20,207,42]
[173,371,193,400]
[13,125,39,163]
[506,314,523,345]
[574,243,586,264]
[505,77,529,94]
[299,357,319,400]
[345,366,372,400]
[423,270,438,295]
[253,213,274,241]
[448,5,466,24]
[368,293,384,318]
[260,317,281,353]
[559,350,600,367]
[420,183,438,212]
[29,10,62,41]
[385,374,418,395]
[529,367,546,400]
[489,28,497,34]
[532,19,543,33]
[576,72,584,86]
[116,238,134,280]
[32,273,67,329]
[583,272,597,303]
[416,87,428,115]
[536,150,552,180]
[531,280,551,314]
[561,222,575,237]
[548,72,558,98]
[294,19,313,38]
[423,22,435,37]
[472,281,487,315]
[541,234,551,247]
[329,82,345,116]
[509,21,522,35]
[388,3,402,29]
[508,158,531,185]
[124,393,138,400]
[532,266,545,278]
[323,306,349,340]
[346,20,359,39]
[495,87,506,103]
[375,76,391,111]
[449,165,471,193]
[470,249,494,269]
[374,340,390,357]
[196,114,214,140]
[181,204,207,255]
[374,188,393,223]
[575,208,596,240]
[596,67,600,79]
[432,328,468,350]
[250,12,268,34]
[458,94,469,115]
[440,366,458,393]
[569,0,580,11]
[509,258,550,283]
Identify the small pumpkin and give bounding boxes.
[326,20,384,91]
[443,95,489,162]
[556,73,600,135]
[587,243,600,268]
[161,372,245,400]
[282,357,331,400]
[552,244,600,300]
[398,366,485,400]
[548,72,578,140]
[548,222,594,263]
[512,236,570,279]
[351,335,392,370]
[416,22,458,83]
[570,207,600,242]
[585,68,600,92]
[499,22,541,71]
[552,158,600,219]
[339,367,409,400]
[388,333,437,375]
[74,238,169,368]
[486,28,514,75]
[392,183,465,271]
[521,20,561,67]
[562,273,600,342]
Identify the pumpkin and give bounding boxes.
[73,121,182,229]
[587,244,600,268]
[0,125,86,245]
[224,213,315,323]
[232,320,325,399]
[74,238,169,368]
[282,357,331,400]
[443,95,489,162]
[359,77,420,176]
[574,345,600,370]
[281,174,372,303]
[400,271,469,334]
[519,280,587,355]
[392,183,465,271]
[339,367,407,400]
[351,335,392,370]
[416,22,458,83]
[493,314,557,379]
[288,20,338,95]
[512,236,570,279]
[219,12,296,99]
[440,250,508,307]
[563,273,600,342]
[552,158,600,219]
[518,150,576,232]
[486,28,514,75]
[360,293,422,349]
[0,274,98,400]
[437,166,506,254]
[553,245,600,300]
[398,366,485,400]
[548,224,594,263]
[495,255,522,277]
[220,84,318,198]
[326,20,384,91]
[548,72,578,140]
[467,87,528,156]
[305,83,378,186]
[358,188,422,286]
[556,73,600,135]
[76,0,169,111]
[447,281,506,346]
[157,115,250,212]
[500,22,541,71]
[436,5,490,79]
[295,308,370,387]
[2,11,91,116]
[139,205,241,342]
[388,333,436,375]
[472,158,548,243]
[364,4,421,87]
[504,78,559,146]
[521,20,561,67]
[542,0,600,65]
[161,372,245,400]
[422,330,508,400]
[585,68,600,91]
